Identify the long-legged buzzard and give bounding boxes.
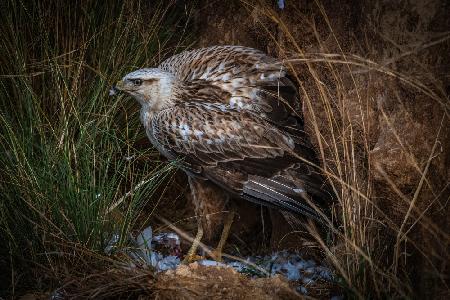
[112,46,332,260]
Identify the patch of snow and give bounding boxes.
[104,233,120,255]
[133,226,154,265]
[198,260,227,267]
[282,261,300,281]
[136,226,153,250]
[302,277,314,285]
[104,227,335,290]
[109,88,117,96]
[153,232,180,246]
[227,261,247,272]
[156,255,181,271]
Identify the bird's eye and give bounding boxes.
[131,79,142,86]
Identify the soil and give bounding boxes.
[155,263,302,300]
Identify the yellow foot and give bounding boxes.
[182,253,204,264]
[208,211,235,262]
[209,249,223,262]
[182,219,204,264]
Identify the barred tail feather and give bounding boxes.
[242,175,326,223]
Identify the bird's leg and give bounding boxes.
[183,217,204,263]
[210,210,235,262]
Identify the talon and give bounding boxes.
[182,254,204,264]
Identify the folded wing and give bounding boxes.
[147,103,330,221]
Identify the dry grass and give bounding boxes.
[239,0,449,298]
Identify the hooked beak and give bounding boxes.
[109,80,125,96]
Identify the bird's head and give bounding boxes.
[112,68,175,111]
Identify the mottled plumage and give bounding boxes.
[114,45,331,244]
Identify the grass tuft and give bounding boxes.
[0,0,192,296]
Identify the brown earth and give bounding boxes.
[155,263,302,300]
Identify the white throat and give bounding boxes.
[137,74,175,112]
[157,76,174,105]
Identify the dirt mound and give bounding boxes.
[155,263,301,299]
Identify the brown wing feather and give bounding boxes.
[145,102,330,219]
[159,46,301,125]
[148,103,294,167]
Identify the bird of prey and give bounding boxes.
[112,45,331,261]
